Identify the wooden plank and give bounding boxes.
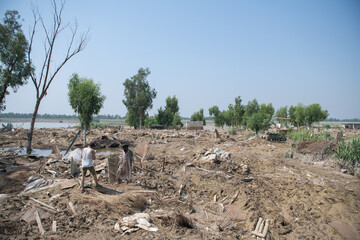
[30,197,56,212]
[52,220,57,232]
[34,211,45,235]
[69,202,77,214]
[21,207,51,223]
[60,179,78,190]
[230,191,239,204]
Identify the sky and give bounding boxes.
[0,0,359,118]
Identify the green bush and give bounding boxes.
[288,129,333,142]
[90,122,108,128]
[228,127,237,135]
[245,132,255,139]
[324,124,331,129]
[336,138,360,170]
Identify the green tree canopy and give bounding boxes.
[165,95,179,114]
[247,111,271,134]
[224,104,235,128]
[209,105,225,128]
[305,104,329,126]
[123,67,157,128]
[190,108,206,125]
[0,10,31,111]
[275,106,288,125]
[289,103,328,127]
[243,98,259,126]
[68,73,105,129]
[234,96,245,127]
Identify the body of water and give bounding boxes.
[0,121,79,129]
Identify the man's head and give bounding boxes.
[122,144,129,152]
[89,143,96,148]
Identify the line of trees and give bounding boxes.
[276,103,328,127]
[207,97,274,134]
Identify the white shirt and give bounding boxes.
[82,147,93,167]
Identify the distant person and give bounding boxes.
[81,143,100,193]
[117,144,134,184]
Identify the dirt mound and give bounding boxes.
[296,140,335,156]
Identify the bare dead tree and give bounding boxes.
[26,0,88,153]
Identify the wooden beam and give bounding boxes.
[34,211,45,235]
[30,197,56,212]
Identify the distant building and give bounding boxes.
[342,123,360,130]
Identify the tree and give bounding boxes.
[165,95,179,114]
[26,0,88,153]
[275,106,288,125]
[260,103,275,119]
[0,10,31,111]
[123,67,157,128]
[190,108,206,125]
[209,105,225,128]
[304,104,329,126]
[289,105,296,126]
[247,111,271,134]
[156,107,173,127]
[68,73,105,145]
[223,104,235,128]
[234,96,245,127]
[243,98,259,126]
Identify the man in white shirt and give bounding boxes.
[81,143,99,192]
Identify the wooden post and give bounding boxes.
[69,202,77,214]
[52,220,57,232]
[161,157,165,172]
[34,211,45,235]
[108,157,119,184]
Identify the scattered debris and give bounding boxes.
[115,212,158,234]
[251,217,270,239]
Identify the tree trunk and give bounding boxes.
[27,98,41,154]
[0,83,9,108]
[83,125,86,147]
[139,113,143,129]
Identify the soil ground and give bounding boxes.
[0,127,359,239]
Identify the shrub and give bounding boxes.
[90,122,108,128]
[245,132,255,139]
[336,138,360,172]
[288,129,333,142]
[228,127,236,135]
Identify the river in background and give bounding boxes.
[0,119,79,129]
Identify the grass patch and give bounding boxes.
[336,137,360,173]
[245,131,255,139]
[288,129,333,142]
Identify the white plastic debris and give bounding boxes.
[115,212,158,234]
[62,148,82,164]
[24,178,46,191]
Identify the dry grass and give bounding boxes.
[78,192,148,215]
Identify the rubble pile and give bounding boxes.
[0,127,359,239]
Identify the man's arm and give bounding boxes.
[91,149,96,160]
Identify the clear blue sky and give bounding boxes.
[1,0,359,118]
